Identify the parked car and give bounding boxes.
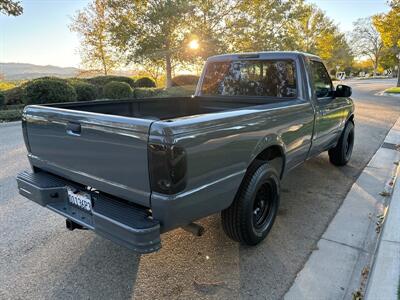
[17,52,354,253]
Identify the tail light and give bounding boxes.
[21,115,31,152]
[148,143,187,194]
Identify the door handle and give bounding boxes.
[66,122,81,136]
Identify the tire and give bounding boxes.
[328,121,354,166]
[221,161,280,245]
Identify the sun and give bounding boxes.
[188,40,199,50]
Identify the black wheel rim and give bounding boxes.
[253,180,277,231]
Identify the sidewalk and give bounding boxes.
[285,117,400,300]
[366,176,400,299]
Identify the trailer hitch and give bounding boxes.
[182,222,205,236]
[66,219,88,231]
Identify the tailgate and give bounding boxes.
[23,105,153,207]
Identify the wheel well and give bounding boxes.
[250,145,285,178]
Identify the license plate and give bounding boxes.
[67,187,92,212]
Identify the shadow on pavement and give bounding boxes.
[50,236,141,299]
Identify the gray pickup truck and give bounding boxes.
[17,52,354,253]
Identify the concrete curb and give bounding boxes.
[285,117,400,300]
[0,120,21,127]
[366,156,400,297]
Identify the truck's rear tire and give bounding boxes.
[221,161,280,245]
[328,121,354,166]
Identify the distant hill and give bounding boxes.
[0,63,79,80]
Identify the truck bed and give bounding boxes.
[22,96,267,209]
[48,96,269,121]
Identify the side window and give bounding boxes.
[310,61,333,98]
[201,60,297,98]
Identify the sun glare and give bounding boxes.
[189,40,199,50]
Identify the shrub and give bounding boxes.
[4,86,27,105]
[135,77,156,88]
[133,86,196,98]
[133,87,163,98]
[0,92,5,106]
[85,76,135,98]
[0,81,16,91]
[24,77,77,104]
[104,81,133,99]
[86,76,135,88]
[0,109,23,122]
[171,75,199,87]
[70,80,97,101]
[160,85,196,97]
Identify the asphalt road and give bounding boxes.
[1,79,399,300]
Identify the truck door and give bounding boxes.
[308,59,345,156]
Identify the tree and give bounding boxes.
[229,0,301,52]
[70,0,117,75]
[0,0,23,16]
[186,0,243,55]
[283,3,353,71]
[373,0,400,86]
[107,0,192,88]
[350,17,384,76]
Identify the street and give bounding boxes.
[0,79,399,299]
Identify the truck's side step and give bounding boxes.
[17,171,161,253]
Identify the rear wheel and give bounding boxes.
[221,161,280,245]
[328,121,354,166]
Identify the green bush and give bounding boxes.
[160,85,196,97]
[4,86,27,105]
[69,80,97,101]
[104,81,133,99]
[171,75,199,87]
[134,85,196,98]
[24,77,77,104]
[86,76,135,88]
[133,87,163,98]
[85,76,135,98]
[135,77,156,88]
[0,109,23,122]
[0,92,5,106]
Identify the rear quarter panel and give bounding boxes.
[149,100,315,231]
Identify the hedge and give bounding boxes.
[172,75,199,87]
[135,77,156,88]
[0,92,5,106]
[4,86,27,105]
[133,87,163,98]
[86,76,135,88]
[104,81,133,99]
[0,109,23,122]
[24,77,77,104]
[133,85,196,98]
[69,80,97,101]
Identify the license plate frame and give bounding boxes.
[67,187,92,213]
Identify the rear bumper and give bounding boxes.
[16,171,161,254]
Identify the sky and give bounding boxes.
[0,0,391,68]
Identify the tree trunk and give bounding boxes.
[397,60,400,87]
[165,52,172,88]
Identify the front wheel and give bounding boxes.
[221,161,280,245]
[328,121,354,166]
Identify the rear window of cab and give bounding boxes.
[200,59,297,98]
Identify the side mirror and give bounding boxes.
[335,84,352,97]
